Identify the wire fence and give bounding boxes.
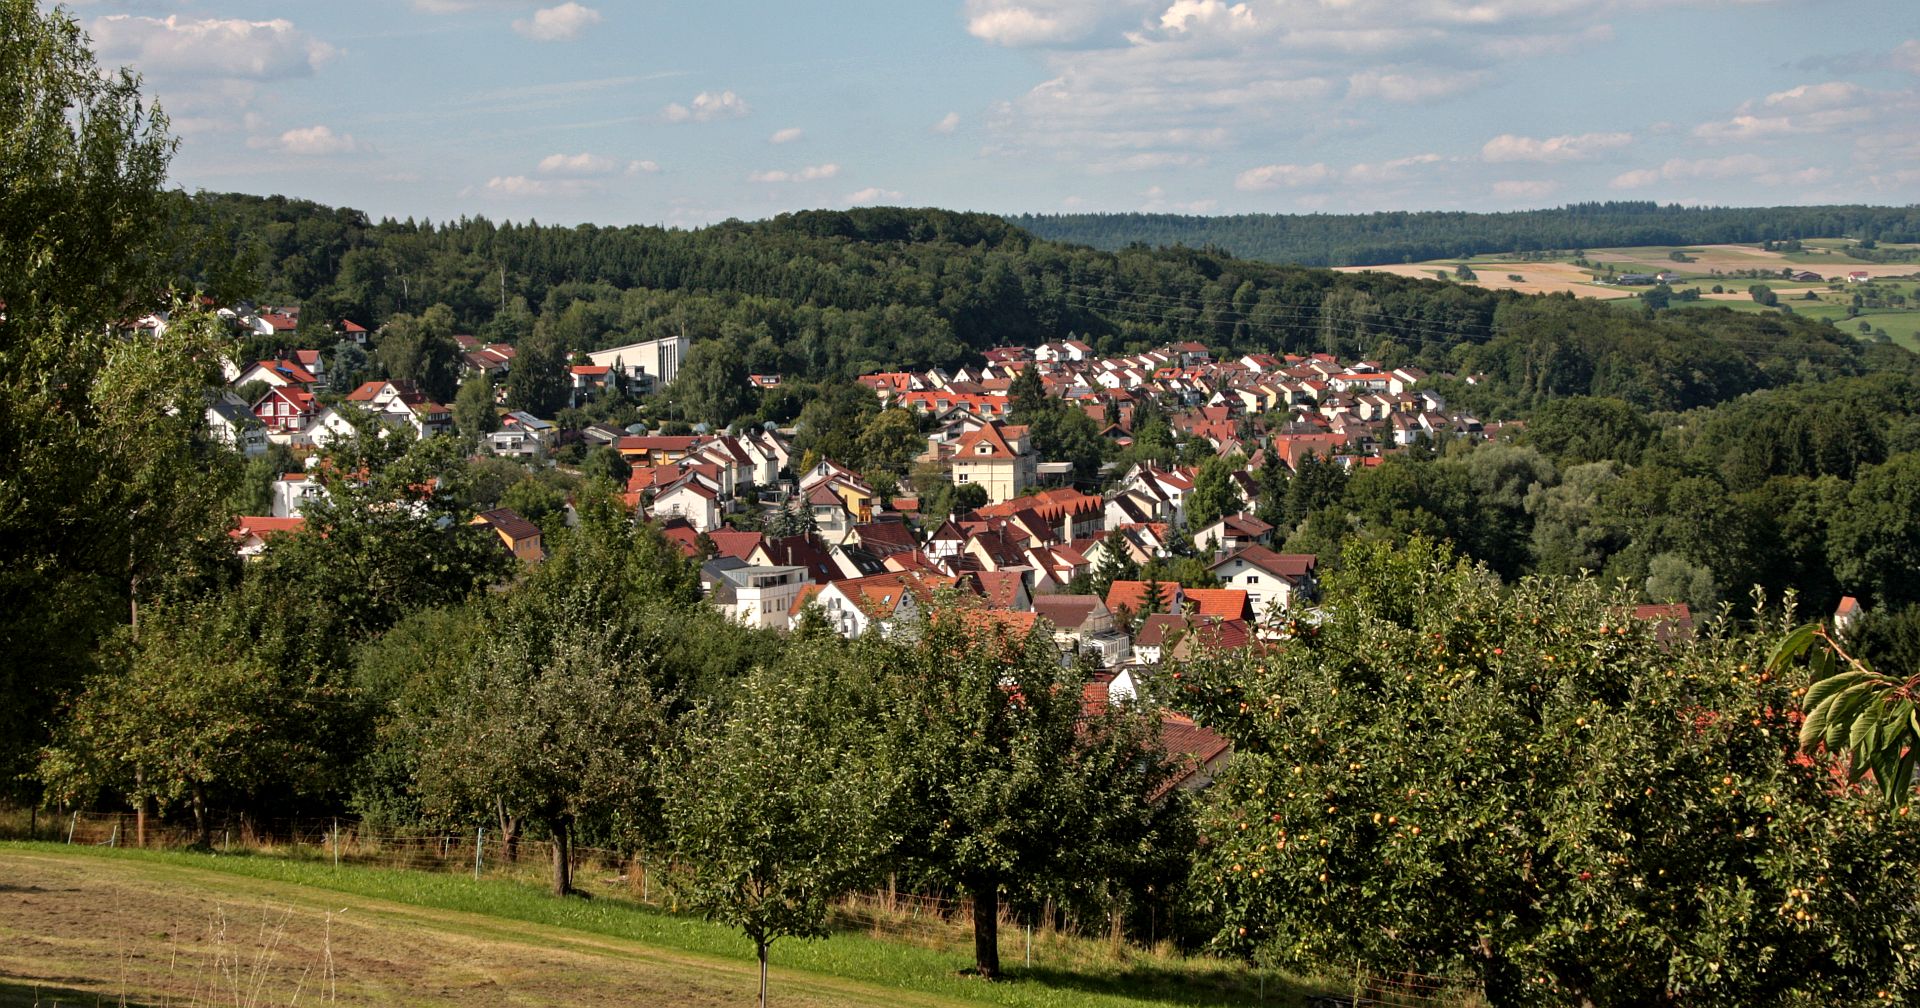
[1324,967,1478,1008]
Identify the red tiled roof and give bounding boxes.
[1156,711,1232,798]
[706,530,763,560]
[230,515,305,541]
[1033,594,1102,631]
[1106,580,1178,618]
[755,534,840,584]
[788,582,825,617]
[852,519,917,556]
[1177,618,1253,654]
[656,518,702,557]
[253,359,317,385]
[473,507,543,542]
[1182,588,1254,621]
[970,570,1027,609]
[1134,613,1191,648]
[1212,545,1316,580]
[975,487,1102,523]
[954,421,1021,460]
[833,571,963,620]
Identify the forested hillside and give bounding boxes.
[1011,203,1920,267]
[177,192,1901,416]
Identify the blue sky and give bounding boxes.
[69,0,1920,227]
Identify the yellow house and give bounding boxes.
[471,507,546,564]
[948,421,1036,506]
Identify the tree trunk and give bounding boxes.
[134,767,148,848]
[757,939,769,1008]
[191,787,210,848]
[496,796,521,863]
[1478,939,1528,1008]
[971,878,1001,979]
[550,816,573,896]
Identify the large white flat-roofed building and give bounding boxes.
[586,333,689,392]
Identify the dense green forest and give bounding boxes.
[1010,202,1920,267]
[180,191,1905,415]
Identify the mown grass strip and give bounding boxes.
[1,842,1321,1008]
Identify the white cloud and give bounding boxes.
[512,3,602,42]
[88,15,335,79]
[1609,154,1772,189]
[1481,131,1631,163]
[485,175,555,196]
[264,125,363,155]
[1759,81,1865,112]
[1691,81,1893,141]
[538,152,616,175]
[748,163,841,183]
[969,6,1068,45]
[664,90,750,122]
[769,127,805,144]
[412,0,517,11]
[1757,166,1833,187]
[1343,152,1443,183]
[1159,0,1257,34]
[963,0,1147,46]
[1608,168,1660,189]
[1492,179,1559,200]
[626,160,661,175]
[1089,151,1207,173]
[846,187,906,204]
[1346,69,1487,103]
[85,15,337,135]
[1235,162,1332,190]
[933,111,961,134]
[968,0,1640,172]
[1894,39,1920,74]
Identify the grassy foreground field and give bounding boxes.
[0,843,1320,1008]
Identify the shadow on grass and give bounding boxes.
[0,978,162,1008]
[1005,963,1326,1008]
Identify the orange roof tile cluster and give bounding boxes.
[1181,588,1254,621]
[1105,580,1180,618]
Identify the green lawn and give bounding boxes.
[0,843,1335,1008]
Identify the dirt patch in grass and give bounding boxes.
[0,850,959,1008]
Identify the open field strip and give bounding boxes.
[1332,261,1631,298]
[0,844,1318,1008]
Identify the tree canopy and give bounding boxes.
[1177,537,1920,1006]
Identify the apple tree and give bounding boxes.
[1177,537,1919,1007]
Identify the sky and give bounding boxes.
[64,0,1920,228]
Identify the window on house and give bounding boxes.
[1246,574,1258,584]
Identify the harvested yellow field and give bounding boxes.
[1334,261,1633,299]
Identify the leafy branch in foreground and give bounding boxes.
[1769,621,1920,807]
